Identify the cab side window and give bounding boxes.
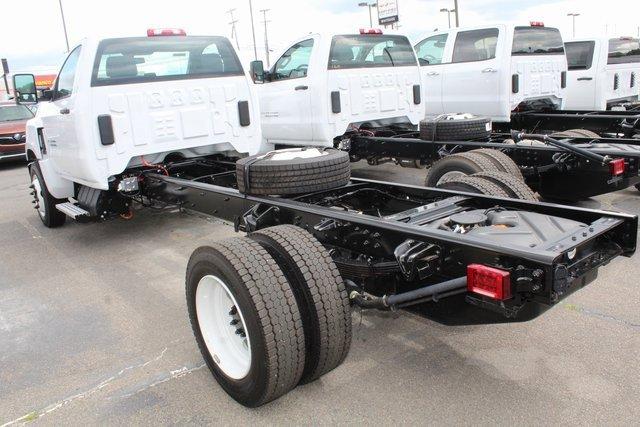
[272,39,314,81]
[414,34,448,66]
[55,46,82,99]
[452,28,498,63]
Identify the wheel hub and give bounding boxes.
[196,275,251,379]
[31,175,45,219]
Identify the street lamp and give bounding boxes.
[358,2,377,28]
[440,8,456,29]
[567,12,580,38]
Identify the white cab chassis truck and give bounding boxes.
[564,37,640,110]
[250,30,423,147]
[414,23,567,124]
[14,30,640,410]
[23,30,267,226]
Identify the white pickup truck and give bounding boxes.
[564,37,640,110]
[20,29,267,227]
[249,30,423,146]
[413,23,567,123]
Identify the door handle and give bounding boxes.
[60,108,70,114]
[294,85,308,91]
[577,77,593,81]
[426,71,439,76]
[481,68,497,73]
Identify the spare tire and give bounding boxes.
[425,152,498,187]
[551,129,600,139]
[437,176,510,197]
[420,113,492,141]
[236,148,350,195]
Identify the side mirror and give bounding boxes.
[12,73,38,104]
[250,60,265,83]
[41,89,54,101]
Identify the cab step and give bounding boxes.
[55,202,90,220]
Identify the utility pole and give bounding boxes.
[260,9,271,68]
[248,0,258,61]
[58,0,70,52]
[227,8,240,50]
[453,0,459,27]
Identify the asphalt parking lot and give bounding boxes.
[1,160,639,425]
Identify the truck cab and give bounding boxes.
[564,37,640,110]
[23,29,265,201]
[414,23,567,123]
[251,30,423,147]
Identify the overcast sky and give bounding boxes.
[1,0,639,73]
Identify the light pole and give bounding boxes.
[358,2,377,28]
[248,0,258,61]
[439,8,455,29]
[453,0,459,27]
[58,0,70,52]
[567,12,580,38]
[260,9,271,68]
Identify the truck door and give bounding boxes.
[564,41,597,109]
[441,28,502,120]
[258,39,314,145]
[414,33,448,114]
[41,46,82,178]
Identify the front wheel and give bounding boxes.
[29,163,66,228]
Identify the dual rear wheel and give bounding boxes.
[186,225,351,407]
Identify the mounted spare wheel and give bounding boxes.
[420,113,492,141]
[425,152,498,188]
[236,148,350,195]
[550,129,601,139]
[437,175,510,198]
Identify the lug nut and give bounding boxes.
[229,306,237,315]
[235,329,245,337]
[230,319,239,325]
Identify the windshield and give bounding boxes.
[0,105,34,122]
[91,36,244,86]
[608,38,640,64]
[512,26,564,55]
[565,41,595,70]
[328,35,416,69]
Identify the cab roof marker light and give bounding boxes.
[147,28,187,37]
[530,21,544,27]
[359,28,383,35]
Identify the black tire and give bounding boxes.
[236,148,350,195]
[249,225,351,384]
[437,175,510,197]
[471,171,539,201]
[186,238,306,407]
[551,129,600,138]
[29,162,66,228]
[471,149,525,181]
[635,183,640,192]
[425,152,498,188]
[420,114,491,141]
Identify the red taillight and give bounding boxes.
[609,158,626,176]
[530,21,544,27]
[359,28,383,34]
[147,28,186,37]
[467,264,511,300]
